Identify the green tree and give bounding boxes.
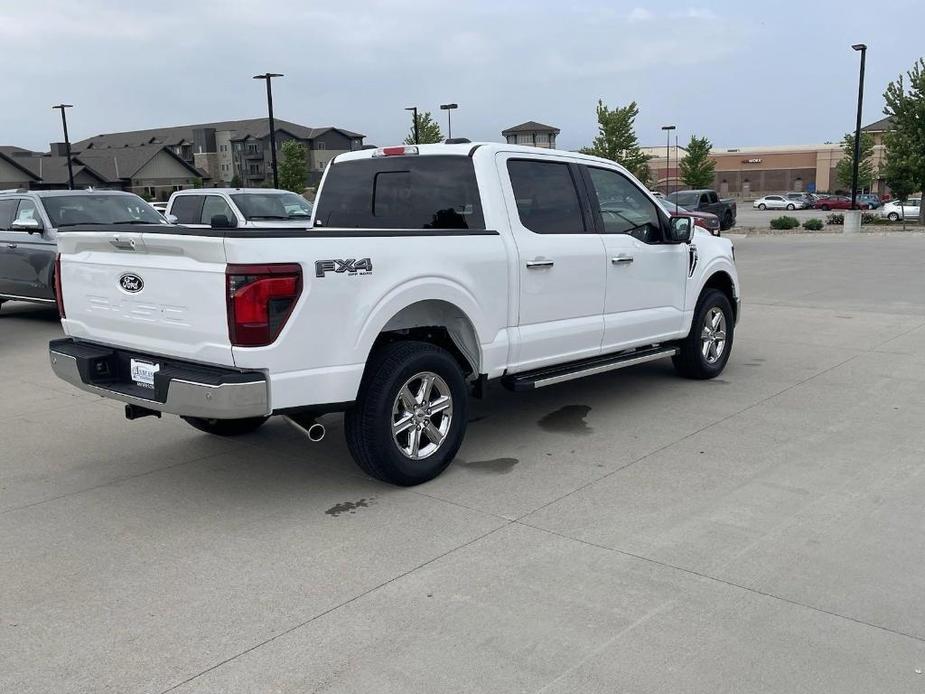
[192,177,204,189]
[678,135,716,189]
[403,111,443,144]
[278,140,308,193]
[580,99,651,181]
[230,174,242,188]
[881,131,918,227]
[834,132,875,192]
[883,57,925,224]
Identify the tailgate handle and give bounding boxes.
[110,235,136,251]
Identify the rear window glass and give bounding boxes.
[170,196,204,225]
[313,156,485,229]
[230,192,312,221]
[670,192,700,206]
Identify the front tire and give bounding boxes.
[758,203,766,211]
[821,205,830,211]
[182,416,268,436]
[721,211,733,230]
[673,289,734,379]
[345,341,468,486]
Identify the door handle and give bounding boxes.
[611,255,634,264]
[6,243,17,249]
[526,260,554,269]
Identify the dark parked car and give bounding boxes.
[812,195,871,211]
[657,198,721,235]
[0,190,166,312]
[666,189,736,230]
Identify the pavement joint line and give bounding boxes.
[156,521,514,694]
[0,449,234,516]
[516,521,925,646]
[514,352,862,525]
[407,488,514,523]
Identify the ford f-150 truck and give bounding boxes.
[49,143,740,486]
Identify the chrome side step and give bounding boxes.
[501,346,678,392]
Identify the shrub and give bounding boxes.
[862,212,878,224]
[802,218,824,230]
[826,213,844,225]
[770,215,800,230]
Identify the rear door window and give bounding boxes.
[314,155,485,229]
[171,196,205,225]
[507,160,586,234]
[200,195,234,225]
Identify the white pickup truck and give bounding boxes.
[49,143,739,485]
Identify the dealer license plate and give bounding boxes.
[130,359,160,388]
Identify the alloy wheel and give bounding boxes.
[391,371,454,460]
[700,307,727,365]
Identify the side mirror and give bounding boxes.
[667,216,694,244]
[165,214,179,224]
[210,214,237,229]
[11,218,43,234]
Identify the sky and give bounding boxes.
[2,0,923,153]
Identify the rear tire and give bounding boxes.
[673,289,734,380]
[888,212,900,222]
[821,205,830,211]
[182,416,268,436]
[786,203,795,210]
[345,341,468,486]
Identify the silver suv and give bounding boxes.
[0,189,165,311]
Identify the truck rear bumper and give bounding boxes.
[49,338,269,419]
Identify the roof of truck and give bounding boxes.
[0,188,137,198]
[333,142,631,172]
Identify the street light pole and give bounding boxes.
[253,72,284,188]
[850,44,867,210]
[661,124,676,202]
[405,106,419,144]
[52,104,75,190]
[440,103,458,140]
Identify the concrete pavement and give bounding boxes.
[2,234,925,692]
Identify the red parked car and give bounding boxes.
[813,195,871,211]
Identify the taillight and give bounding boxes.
[54,254,65,318]
[226,264,302,347]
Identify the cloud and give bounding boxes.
[627,7,655,22]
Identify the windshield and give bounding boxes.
[43,194,165,227]
[658,199,689,214]
[230,192,313,220]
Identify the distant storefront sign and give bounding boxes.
[742,158,762,164]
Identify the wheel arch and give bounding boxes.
[700,269,738,322]
[360,295,484,378]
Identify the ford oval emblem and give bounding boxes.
[119,273,144,293]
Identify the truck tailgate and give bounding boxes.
[57,228,234,366]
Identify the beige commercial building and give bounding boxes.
[647,118,892,198]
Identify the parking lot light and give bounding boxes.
[52,104,75,190]
[440,103,458,140]
[253,73,284,189]
[662,124,676,207]
[850,44,867,210]
[405,106,419,144]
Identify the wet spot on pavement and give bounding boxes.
[539,405,593,435]
[325,498,374,517]
[458,457,519,474]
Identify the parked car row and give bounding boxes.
[752,192,885,211]
[0,187,312,311]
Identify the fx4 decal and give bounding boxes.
[315,258,373,278]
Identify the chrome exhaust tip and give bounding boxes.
[306,422,326,442]
[285,415,326,442]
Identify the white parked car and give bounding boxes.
[753,194,802,211]
[50,143,739,486]
[881,198,921,222]
[165,188,313,229]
